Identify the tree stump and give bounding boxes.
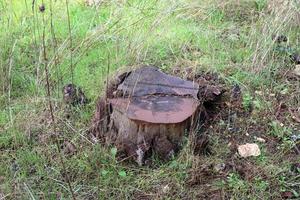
[91,66,220,165]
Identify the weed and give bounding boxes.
[269,120,292,139]
[242,92,253,111]
[227,173,248,193]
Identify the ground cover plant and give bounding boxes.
[0,0,299,199]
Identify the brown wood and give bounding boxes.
[90,66,219,165]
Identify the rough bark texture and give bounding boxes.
[109,107,200,164]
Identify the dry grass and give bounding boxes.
[248,0,300,72]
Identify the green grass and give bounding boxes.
[1,0,300,199]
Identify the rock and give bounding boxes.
[237,143,261,158]
[255,137,266,143]
[293,65,300,77]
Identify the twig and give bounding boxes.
[56,116,94,145]
[8,40,18,126]
[49,0,61,98]
[23,182,36,200]
[40,2,76,199]
[117,154,136,164]
[65,0,74,83]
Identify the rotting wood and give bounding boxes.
[91,66,222,165]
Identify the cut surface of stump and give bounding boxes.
[109,96,199,124]
[91,66,220,165]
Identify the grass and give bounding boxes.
[0,0,300,199]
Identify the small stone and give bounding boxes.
[256,137,266,143]
[293,65,300,77]
[269,93,275,97]
[238,143,261,158]
[280,123,284,127]
[162,185,170,193]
